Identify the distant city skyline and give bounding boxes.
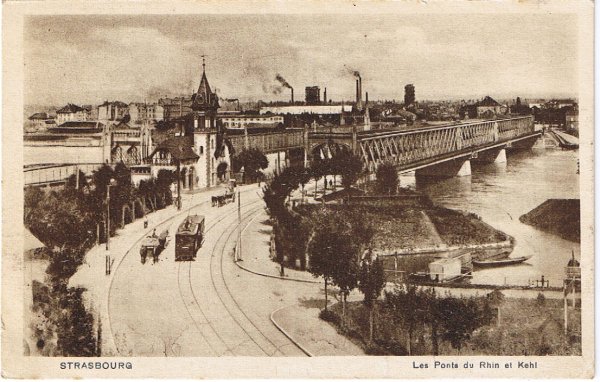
[25,14,578,107]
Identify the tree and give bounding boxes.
[329,235,359,326]
[335,151,364,189]
[233,148,269,183]
[385,284,425,355]
[112,162,134,226]
[309,160,326,197]
[156,169,175,207]
[307,215,340,311]
[358,251,385,343]
[436,296,483,352]
[375,162,399,195]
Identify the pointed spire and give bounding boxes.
[192,56,219,111]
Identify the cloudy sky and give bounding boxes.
[24,13,578,106]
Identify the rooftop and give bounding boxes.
[149,136,199,161]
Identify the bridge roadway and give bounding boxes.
[23,116,539,187]
[308,116,540,174]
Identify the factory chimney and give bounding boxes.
[365,91,369,105]
[356,79,360,104]
[323,88,327,104]
[291,87,294,104]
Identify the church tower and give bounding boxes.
[191,57,231,188]
[191,57,220,131]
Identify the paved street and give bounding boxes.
[104,183,362,357]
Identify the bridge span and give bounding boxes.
[307,115,540,177]
[24,116,540,187]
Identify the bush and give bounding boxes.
[536,293,546,306]
[319,309,340,325]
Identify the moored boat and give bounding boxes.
[473,255,532,267]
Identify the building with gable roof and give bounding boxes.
[476,96,503,118]
[144,58,232,190]
[56,103,90,124]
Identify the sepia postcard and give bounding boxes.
[2,0,594,379]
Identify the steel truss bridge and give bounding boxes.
[24,116,540,187]
[307,116,540,174]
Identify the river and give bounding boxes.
[402,146,580,288]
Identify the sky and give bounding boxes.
[24,13,579,107]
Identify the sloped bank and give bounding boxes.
[271,193,512,276]
[519,199,580,243]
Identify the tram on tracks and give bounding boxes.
[175,214,205,261]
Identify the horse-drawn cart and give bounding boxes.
[140,236,160,264]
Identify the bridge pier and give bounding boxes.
[472,148,507,165]
[416,158,471,178]
[506,136,539,151]
[399,170,417,188]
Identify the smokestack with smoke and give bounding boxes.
[276,74,294,104]
[351,70,362,105]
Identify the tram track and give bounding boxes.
[176,198,264,356]
[106,188,260,356]
[205,204,282,356]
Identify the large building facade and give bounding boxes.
[145,61,232,190]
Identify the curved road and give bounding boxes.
[108,188,317,356]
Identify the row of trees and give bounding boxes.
[384,285,494,355]
[231,148,269,184]
[307,209,385,343]
[25,163,177,356]
[262,152,367,269]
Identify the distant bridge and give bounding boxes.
[307,116,540,176]
[24,116,540,187]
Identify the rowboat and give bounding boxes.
[472,255,532,267]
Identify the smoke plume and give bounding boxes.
[344,65,361,79]
[275,74,293,89]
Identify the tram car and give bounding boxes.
[175,214,205,261]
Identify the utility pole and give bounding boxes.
[106,183,112,276]
[106,184,111,250]
[237,190,242,261]
[176,160,182,210]
[75,164,79,190]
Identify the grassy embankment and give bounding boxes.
[277,200,511,275]
[520,199,580,243]
[323,295,581,356]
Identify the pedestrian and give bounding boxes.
[144,217,148,229]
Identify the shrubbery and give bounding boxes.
[25,163,177,356]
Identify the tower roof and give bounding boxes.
[191,58,219,111]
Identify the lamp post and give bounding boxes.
[237,190,242,262]
[106,178,116,275]
[176,160,182,210]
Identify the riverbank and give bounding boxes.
[278,198,512,277]
[519,199,580,243]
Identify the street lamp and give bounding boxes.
[106,178,116,275]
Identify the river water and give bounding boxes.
[402,146,580,287]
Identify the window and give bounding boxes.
[199,145,204,154]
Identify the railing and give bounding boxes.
[355,116,535,168]
[228,129,304,153]
[24,163,103,186]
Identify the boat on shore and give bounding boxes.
[472,250,512,262]
[473,255,532,268]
